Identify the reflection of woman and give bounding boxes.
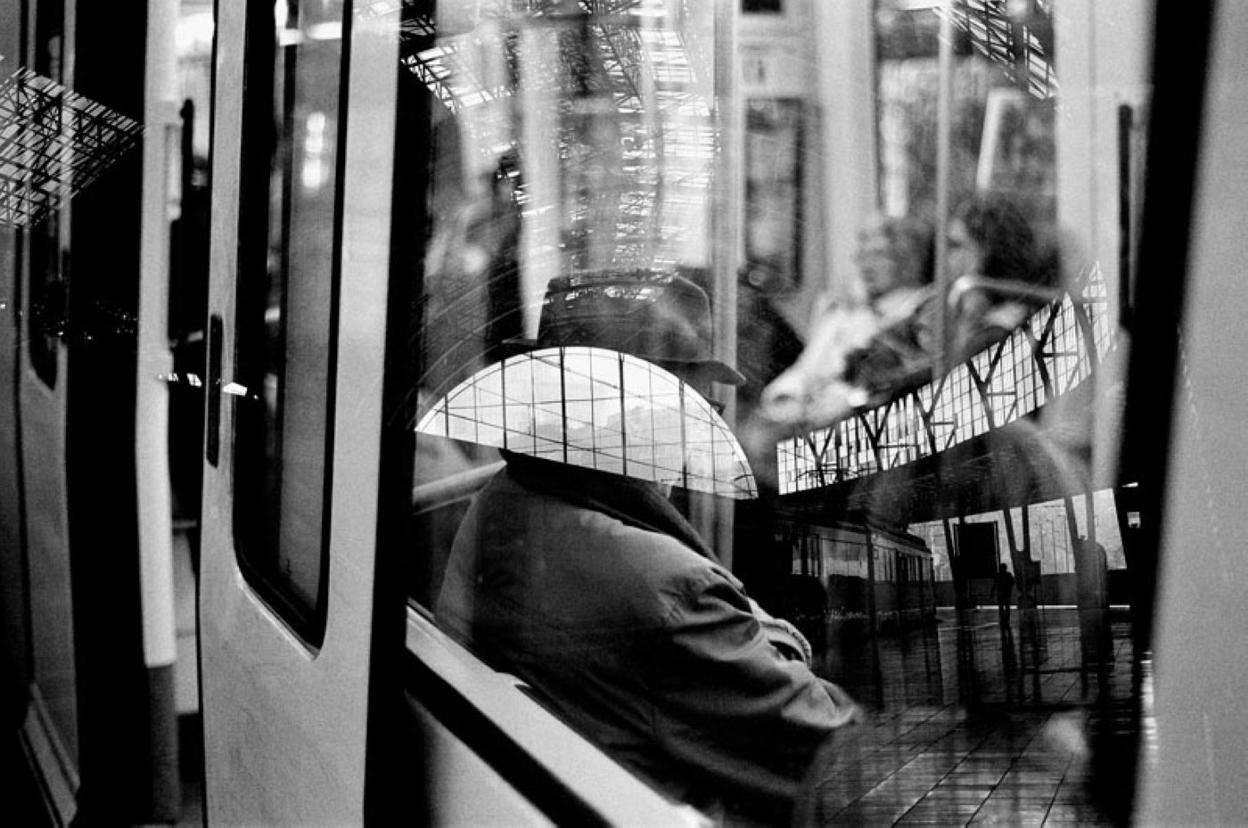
[843,213,937,397]
[946,193,1056,360]
[756,213,936,429]
[857,213,934,314]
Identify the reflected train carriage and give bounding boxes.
[3,0,1248,825]
[783,518,935,631]
[0,0,204,823]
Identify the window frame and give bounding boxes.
[24,3,67,389]
[229,0,352,648]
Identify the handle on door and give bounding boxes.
[206,313,222,466]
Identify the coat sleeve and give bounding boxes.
[649,566,861,811]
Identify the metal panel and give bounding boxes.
[198,5,399,823]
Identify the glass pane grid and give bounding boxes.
[774,276,1119,491]
[417,348,756,498]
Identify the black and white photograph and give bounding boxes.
[0,0,1242,825]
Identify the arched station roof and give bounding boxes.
[416,346,758,499]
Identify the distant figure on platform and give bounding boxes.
[1076,535,1112,671]
[995,563,1015,627]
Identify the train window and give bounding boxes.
[401,0,727,608]
[231,0,348,645]
[387,0,1160,822]
[24,3,66,389]
[25,205,63,388]
[745,98,804,291]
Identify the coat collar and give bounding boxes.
[501,451,718,562]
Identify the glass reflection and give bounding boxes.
[416,346,758,499]
[400,0,1157,823]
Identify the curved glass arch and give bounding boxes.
[416,346,757,499]
[778,274,1114,495]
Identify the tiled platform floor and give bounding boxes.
[802,608,1147,826]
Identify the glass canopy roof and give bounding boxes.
[416,346,758,499]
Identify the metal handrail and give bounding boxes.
[411,460,507,514]
[947,274,1066,311]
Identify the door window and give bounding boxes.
[232,0,348,646]
[380,0,1164,822]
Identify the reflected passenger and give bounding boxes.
[843,213,938,396]
[758,213,936,430]
[436,271,861,823]
[946,192,1059,361]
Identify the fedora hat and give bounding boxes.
[506,270,746,386]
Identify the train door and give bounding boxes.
[198,1,739,823]
[0,0,25,750]
[1138,0,1248,820]
[11,1,81,814]
[2,1,179,820]
[198,2,401,822]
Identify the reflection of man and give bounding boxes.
[437,272,861,821]
[995,563,1015,627]
[1076,535,1111,669]
[1075,535,1109,608]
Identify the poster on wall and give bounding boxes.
[744,97,803,291]
[975,86,1057,221]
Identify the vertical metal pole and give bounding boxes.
[559,349,568,464]
[710,0,739,569]
[136,0,182,815]
[934,0,956,373]
[863,525,884,705]
[618,352,628,476]
[519,23,560,337]
[864,526,879,634]
[942,515,959,606]
[678,382,689,491]
[813,2,879,299]
[711,0,740,430]
[1117,103,1135,330]
[1063,494,1081,561]
[1085,488,1097,543]
[1021,502,1034,605]
[500,362,507,450]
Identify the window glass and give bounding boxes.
[416,347,756,499]
[744,98,803,292]
[232,0,346,644]
[390,0,1159,823]
[25,206,63,388]
[25,5,66,388]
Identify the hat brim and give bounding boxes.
[498,336,542,357]
[655,358,747,387]
[712,362,748,387]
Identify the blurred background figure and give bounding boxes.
[757,212,936,431]
[844,212,938,395]
[858,212,935,320]
[946,192,1061,361]
[995,562,1015,628]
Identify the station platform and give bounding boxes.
[805,607,1143,826]
[5,607,1142,826]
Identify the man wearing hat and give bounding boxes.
[436,270,861,821]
